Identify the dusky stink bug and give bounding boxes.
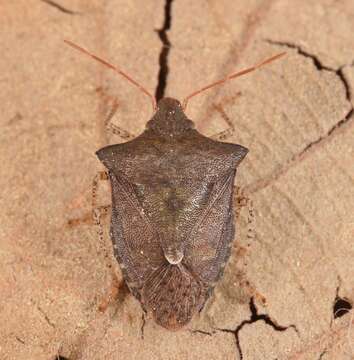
[65,40,285,330]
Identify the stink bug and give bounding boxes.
[65,40,285,330]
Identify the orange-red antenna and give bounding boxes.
[64,40,157,111]
[182,52,286,109]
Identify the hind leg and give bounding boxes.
[98,272,129,312]
[233,186,255,244]
[233,187,266,306]
[91,171,129,312]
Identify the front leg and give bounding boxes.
[209,94,241,142]
[104,98,135,140]
[210,103,235,142]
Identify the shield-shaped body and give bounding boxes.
[97,98,248,330]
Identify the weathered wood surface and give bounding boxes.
[0,1,353,359]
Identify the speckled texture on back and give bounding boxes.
[97,98,248,329]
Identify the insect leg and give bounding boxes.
[233,187,266,305]
[67,204,111,227]
[233,186,256,252]
[239,278,267,306]
[92,171,126,311]
[210,104,235,142]
[98,273,127,312]
[233,186,249,219]
[92,171,110,258]
[104,98,135,140]
[67,171,111,227]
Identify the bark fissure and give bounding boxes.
[266,39,354,163]
[216,298,297,359]
[191,329,214,336]
[155,0,174,101]
[333,283,352,319]
[40,0,79,15]
[141,312,146,339]
[299,108,353,154]
[36,305,56,329]
[318,350,327,359]
[265,39,353,103]
[245,39,354,194]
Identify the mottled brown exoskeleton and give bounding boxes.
[65,40,285,330]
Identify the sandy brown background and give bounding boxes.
[1,1,353,359]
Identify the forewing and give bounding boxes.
[184,171,236,286]
[143,264,206,330]
[109,172,164,295]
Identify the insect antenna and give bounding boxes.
[64,40,157,111]
[182,52,286,109]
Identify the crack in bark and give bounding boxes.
[246,108,353,195]
[216,298,297,359]
[15,336,25,345]
[318,350,327,359]
[36,304,56,328]
[265,39,353,102]
[336,68,352,103]
[245,39,354,195]
[299,108,353,154]
[155,0,174,101]
[265,40,331,70]
[265,39,354,153]
[40,0,79,15]
[190,329,214,336]
[140,312,146,340]
[333,282,352,319]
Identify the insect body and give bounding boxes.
[97,97,247,329]
[65,40,285,329]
